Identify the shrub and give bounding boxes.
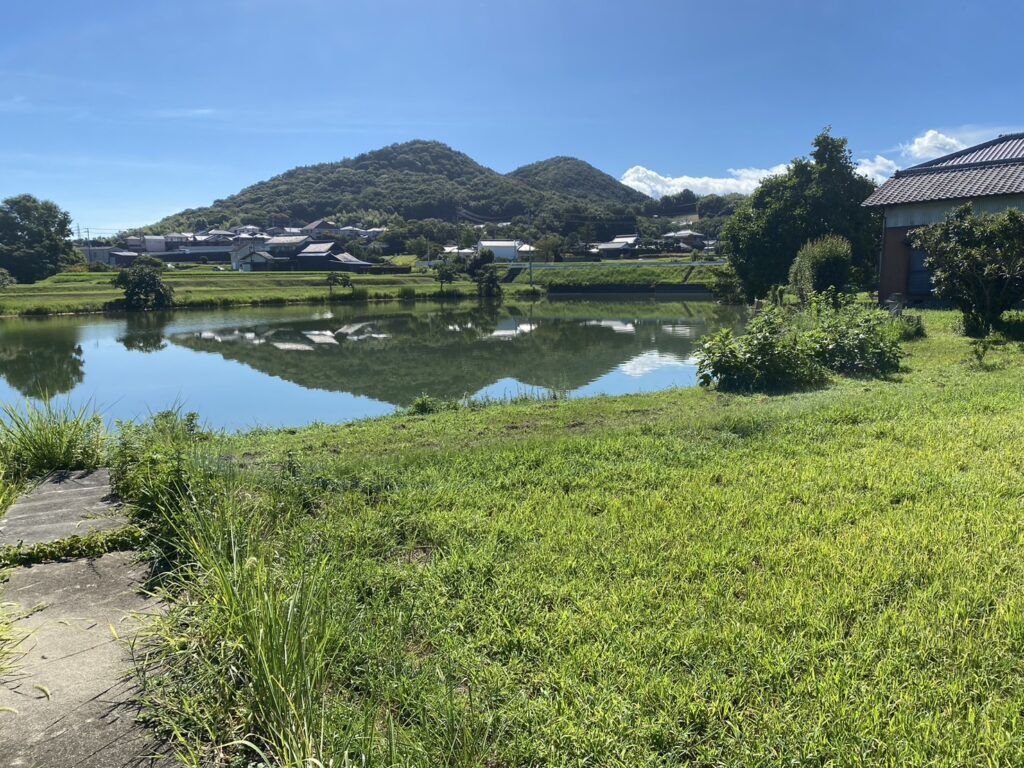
[804,294,903,377]
[697,306,826,392]
[398,286,417,302]
[113,264,174,309]
[788,235,853,302]
[86,261,114,272]
[706,263,745,304]
[911,203,1024,337]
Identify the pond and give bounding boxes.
[0,299,748,430]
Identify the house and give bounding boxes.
[443,246,476,258]
[301,219,342,237]
[517,243,538,260]
[595,233,640,258]
[478,239,523,261]
[864,132,1024,301]
[337,226,367,240]
[265,235,312,256]
[663,229,706,248]
[330,252,375,273]
[237,250,292,272]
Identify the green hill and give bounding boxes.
[150,141,649,233]
[509,156,649,207]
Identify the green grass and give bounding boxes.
[103,309,1024,766]
[0,400,105,480]
[513,262,711,289]
[0,270,539,316]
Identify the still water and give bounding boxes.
[0,299,747,430]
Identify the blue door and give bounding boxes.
[908,250,933,296]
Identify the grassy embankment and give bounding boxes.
[100,309,1024,766]
[510,262,713,291]
[0,268,541,316]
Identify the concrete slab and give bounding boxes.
[0,552,170,767]
[0,470,127,548]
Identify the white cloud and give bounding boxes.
[855,154,899,183]
[620,163,789,198]
[900,129,966,161]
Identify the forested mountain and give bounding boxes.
[508,157,649,207]
[150,141,650,234]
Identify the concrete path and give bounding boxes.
[0,471,170,767]
[0,469,126,548]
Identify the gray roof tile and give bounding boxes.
[864,133,1024,207]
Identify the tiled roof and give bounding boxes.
[864,133,1024,207]
[297,242,335,255]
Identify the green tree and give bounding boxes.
[534,235,564,262]
[911,203,1024,337]
[0,268,15,290]
[0,194,82,283]
[788,236,853,302]
[474,264,502,298]
[112,264,175,310]
[466,248,495,277]
[721,130,879,299]
[326,271,352,297]
[434,260,459,290]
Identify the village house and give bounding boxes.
[864,133,1024,301]
[301,219,342,237]
[478,239,524,261]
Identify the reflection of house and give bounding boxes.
[864,133,1024,300]
[478,239,524,261]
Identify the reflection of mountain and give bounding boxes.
[171,305,746,406]
[0,319,85,398]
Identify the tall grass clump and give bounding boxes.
[113,413,355,766]
[0,400,105,480]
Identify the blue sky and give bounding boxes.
[2,0,1022,232]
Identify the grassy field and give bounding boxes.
[510,262,713,290]
[103,309,1024,766]
[0,268,539,316]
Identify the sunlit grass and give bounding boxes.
[105,309,1024,765]
[0,400,105,480]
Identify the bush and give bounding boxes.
[113,263,175,309]
[706,263,745,304]
[788,236,853,302]
[398,286,417,302]
[911,203,1024,337]
[697,306,826,392]
[804,293,903,377]
[697,294,907,391]
[86,261,114,272]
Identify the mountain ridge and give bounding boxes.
[149,140,649,232]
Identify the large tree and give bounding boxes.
[0,194,82,283]
[721,130,880,299]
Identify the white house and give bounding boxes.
[478,239,524,261]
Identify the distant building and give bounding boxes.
[517,243,538,260]
[237,251,292,272]
[863,132,1024,300]
[663,229,706,248]
[265,235,312,256]
[301,219,342,237]
[478,239,523,261]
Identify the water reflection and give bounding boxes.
[0,300,747,429]
[0,320,85,398]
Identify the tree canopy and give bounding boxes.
[721,130,879,299]
[0,194,82,283]
[911,203,1024,336]
[113,263,175,310]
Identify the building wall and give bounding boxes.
[880,195,1024,300]
[884,195,1024,227]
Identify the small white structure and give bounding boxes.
[517,243,537,260]
[478,239,524,261]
